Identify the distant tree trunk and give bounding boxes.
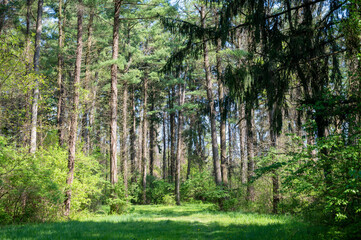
[269,104,280,214]
[149,100,155,177]
[29,0,43,154]
[216,37,228,186]
[170,87,176,182]
[82,8,94,154]
[122,82,128,193]
[162,112,167,180]
[246,105,255,202]
[228,117,233,188]
[130,85,137,183]
[175,83,185,205]
[200,6,221,185]
[110,0,121,193]
[57,0,67,147]
[64,0,83,216]
[239,103,247,184]
[141,75,148,204]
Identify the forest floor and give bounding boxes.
[0,204,329,239]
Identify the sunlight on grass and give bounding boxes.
[0,204,328,240]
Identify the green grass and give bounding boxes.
[0,204,329,239]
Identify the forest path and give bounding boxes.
[0,204,328,239]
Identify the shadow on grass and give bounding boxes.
[0,218,328,240]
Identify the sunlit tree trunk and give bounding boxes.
[200,6,221,185]
[64,0,83,216]
[141,75,148,204]
[29,0,43,154]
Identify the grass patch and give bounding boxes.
[0,204,329,239]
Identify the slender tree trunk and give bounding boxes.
[149,100,155,177]
[170,87,176,182]
[216,37,228,185]
[64,0,83,216]
[200,6,221,185]
[29,0,43,154]
[228,117,233,188]
[57,0,67,147]
[175,83,185,205]
[246,106,255,202]
[142,76,148,204]
[239,103,247,184]
[122,82,128,193]
[82,8,94,154]
[162,112,167,180]
[110,0,121,191]
[130,85,137,183]
[269,104,280,214]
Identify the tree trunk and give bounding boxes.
[81,8,94,154]
[142,76,148,204]
[269,104,279,214]
[130,85,137,183]
[175,83,185,205]
[110,0,121,190]
[246,105,255,202]
[216,36,228,186]
[200,6,222,185]
[57,0,67,147]
[64,0,83,216]
[228,117,233,188]
[29,0,43,154]
[170,87,176,182]
[239,103,247,184]
[122,82,128,193]
[149,100,155,177]
[162,112,167,180]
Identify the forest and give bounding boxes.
[0,0,360,239]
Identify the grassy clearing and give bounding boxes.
[0,204,328,239]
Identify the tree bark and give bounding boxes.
[141,75,148,204]
[170,87,176,182]
[29,0,43,154]
[130,85,137,183]
[57,0,67,147]
[246,106,255,202]
[149,100,155,177]
[162,112,167,180]
[81,8,94,154]
[239,103,247,184]
[175,83,185,205]
[110,0,121,189]
[200,6,222,185]
[122,82,128,193]
[64,0,83,216]
[216,36,228,186]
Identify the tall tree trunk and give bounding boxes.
[130,85,137,183]
[246,105,255,202]
[162,112,167,180]
[64,0,83,216]
[57,0,67,147]
[110,0,121,191]
[141,76,148,204]
[239,103,247,184]
[29,0,43,154]
[216,36,228,186]
[269,104,280,214]
[200,6,221,185]
[82,8,94,154]
[122,82,128,193]
[228,116,233,188]
[149,100,155,177]
[175,83,185,205]
[170,87,176,182]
